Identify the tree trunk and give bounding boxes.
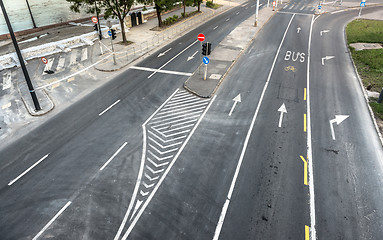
[119,17,127,44]
[183,0,186,17]
[155,3,162,27]
[198,2,200,12]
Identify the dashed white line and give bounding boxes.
[236,12,239,15]
[8,154,49,186]
[212,14,296,240]
[100,142,128,171]
[226,18,230,21]
[32,201,72,240]
[99,99,120,116]
[213,26,218,30]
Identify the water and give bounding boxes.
[0,0,92,35]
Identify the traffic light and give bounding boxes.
[111,29,116,40]
[93,23,98,32]
[202,43,207,56]
[207,43,212,55]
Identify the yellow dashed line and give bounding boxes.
[67,77,75,83]
[300,156,308,186]
[305,225,310,240]
[304,114,307,132]
[304,88,306,101]
[51,82,61,90]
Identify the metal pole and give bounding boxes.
[110,30,116,65]
[25,0,37,28]
[199,41,202,75]
[95,1,102,40]
[0,0,41,111]
[255,0,260,26]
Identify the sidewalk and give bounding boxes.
[315,0,383,14]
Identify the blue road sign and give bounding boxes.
[318,5,322,9]
[360,1,366,6]
[203,56,210,65]
[108,30,112,36]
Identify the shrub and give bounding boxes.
[206,1,214,8]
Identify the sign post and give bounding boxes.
[198,33,205,75]
[359,1,366,17]
[107,20,116,65]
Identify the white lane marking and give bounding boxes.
[99,99,121,116]
[187,50,199,61]
[277,103,287,128]
[120,96,216,240]
[158,101,209,115]
[2,102,11,109]
[320,30,330,36]
[148,40,198,78]
[236,12,239,15]
[226,18,230,21]
[100,142,128,171]
[69,49,77,65]
[151,106,206,120]
[2,72,12,90]
[299,6,305,10]
[212,14,296,240]
[228,94,241,116]
[331,9,344,14]
[157,48,172,57]
[149,111,203,125]
[42,58,54,75]
[307,15,317,240]
[278,11,313,16]
[213,26,218,30]
[56,57,65,71]
[161,99,210,112]
[113,89,180,240]
[129,66,192,76]
[8,154,49,186]
[166,96,200,105]
[329,115,349,140]
[32,201,72,240]
[35,54,111,90]
[151,115,199,128]
[321,56,335,65]
[283,5,288,9]
[81,48,88,62]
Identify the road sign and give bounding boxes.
[91,16,98,23]
[203,56,209,65]
[272,1,276,6]
[108,30,112,36]
[360,1,366,6]
[41,57,48,64]
[198,33,205,42]
[318,5,322,9]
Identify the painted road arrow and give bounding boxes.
[277,103,287,128]
[229,94,241,116]
[320,30,330,36]
[329,115,349,140]
[187,50,198,61]
[157,48,172,57]
[321,56,335,65]
[297,27,301,33]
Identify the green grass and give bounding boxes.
[370,101,383,120]
[349,47,383,92]
[346,19,383,43]
[206,1,221,9]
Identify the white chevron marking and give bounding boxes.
[148,144,178,155]
[148,150,174,161]
[147,157,169,168]
[140,190,149,196]
[146,165,164,174]
[144,172,160,182]
[142,181,155,188]
[148,137,182,149]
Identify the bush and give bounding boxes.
[162,15,179,26]
[206,1,214,8]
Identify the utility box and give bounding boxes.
[137,12,143,24]
[125,16,132,28]
[131,12,137,27]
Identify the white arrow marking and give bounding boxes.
[277,103,287,128]
[320,30,330,36]
[297,27,301,33]
[329,115,349,140]
[321,56,335,65]
[157,48,172,57]
[187,50,198,61]
[229,94,241,116]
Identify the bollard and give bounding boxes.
[378,88,383,103]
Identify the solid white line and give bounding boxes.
[129,66,192,76]
[121,95,217,240]
[331,9,345,14]
[113,89,180,240]
[32,201,72,240]
[212,14,296,240]
[307,15,317,240]
[148,40,198,78]
[8,154,49,186]
[99,99,121,116]
[278,11,313,16]
[100,142,128,171]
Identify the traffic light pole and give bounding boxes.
[199,41,202,74]
[204,42,209,81]
[254,0,260,26]
[94,1,102,40]
[0,0,41,111]
[110,28,117,65]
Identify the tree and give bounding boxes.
[140,0,176,27]
[193,0,202,12]
[182,0,194,17]
[66,0,134,44]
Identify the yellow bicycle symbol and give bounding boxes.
[284,66,296,72]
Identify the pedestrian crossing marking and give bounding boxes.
[2,72,12,90]
[56,57,66,71]
[81,48,88,62]
[70,49,77,65]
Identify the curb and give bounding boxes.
[184,6,279,98]
[343,19,383,146]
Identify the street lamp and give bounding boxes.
[0,0,41,111]
[25,0,37,28]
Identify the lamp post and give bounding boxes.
[254,0,260,26]
[25,0,37,28]
[0,0,41,111]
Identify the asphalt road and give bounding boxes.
[1,1,383,240]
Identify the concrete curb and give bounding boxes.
[314,3,383,15]
[342,18,383,146]
[184,6,279,98]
